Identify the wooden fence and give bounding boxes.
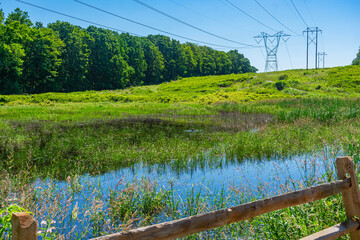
[11,156,360,240]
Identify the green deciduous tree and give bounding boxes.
[0,9,27,94]
[86,26,132,90]
[49,21,93,91]
[20,27,64,93]
[121,34,147,87]
[0,43,25,94]
[142,39,164,85]
[148,35,186,80]
[5,8,32,26]
[183,44,197,77]
[0,8,257,94]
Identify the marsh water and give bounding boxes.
[33,147,340,239]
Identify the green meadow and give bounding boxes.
[1,64,360,239]
[1,64,360,106]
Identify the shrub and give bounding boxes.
[0,97,8,103]
[275,81,288,91]
[278,74,289,80]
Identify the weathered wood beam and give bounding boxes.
[336,156,360,240]
[300,219,360,240]
[91,178,351,240]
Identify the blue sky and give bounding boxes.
[2,0,360,72]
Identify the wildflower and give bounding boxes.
[47,227,56,233]
[41,220,47,226]
[51,220,56,224]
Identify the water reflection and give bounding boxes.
[32,147,342,239]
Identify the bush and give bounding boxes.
[275,81,288,91]
[0,96,8,103]
[278,74,288,80]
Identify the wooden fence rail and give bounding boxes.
[11,156,360,240]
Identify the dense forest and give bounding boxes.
[0,8,257,95]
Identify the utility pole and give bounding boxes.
[254,31,290,72]
[303,27,322,69]
[318,52,327,68]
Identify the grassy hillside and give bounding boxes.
[1,65,360,106]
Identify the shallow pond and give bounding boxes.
[31,146,341,239]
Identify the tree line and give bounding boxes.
[0,8,257,95]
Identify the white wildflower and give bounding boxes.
[46,227,56,233]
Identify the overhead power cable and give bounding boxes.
[74,0,257,49]
[168,0,251,33]
[320,34,326,52]
[280,0,304,26]
[290,0,308,27]
[253,0,301,36]
[256,41,266,62]
[15,0,143,37]
[285,42,294,69]
[132,0,256,47]
[223,0,277,32]
[303,0,317,26]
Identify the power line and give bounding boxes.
[256,41,266,62]
[303,27,322,69]
[303,0,317,26]
[132,0,256,47]
[285,41,294,69]
[280,0,304,26]
[15,0,143,37]
[168,0,252,33]
[17,0,254,49]
[290,0,308,27]
[253,0,301,36]
[74,0,256,49]
[301,0,325,53]
[254,31,291,72]
[301,1,326,65]
[317,52,326,68]
[320,34,326,53]
[222,0,277,32]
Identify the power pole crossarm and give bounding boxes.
[254,31,291,72]
[303,27,322,69]
[318,52,327,68]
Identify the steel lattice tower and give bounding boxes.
[254,31,290,72]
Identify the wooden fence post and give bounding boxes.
[336,156,360,240]
[11,212,37,240]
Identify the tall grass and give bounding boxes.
[1,144,353,239]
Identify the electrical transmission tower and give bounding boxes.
[303,27,322,69]
[317,52,327,68]
[254,31,290,72]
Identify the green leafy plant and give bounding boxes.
[278,74,289,80]
[275,80,289,91]
[0,204,32,239]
